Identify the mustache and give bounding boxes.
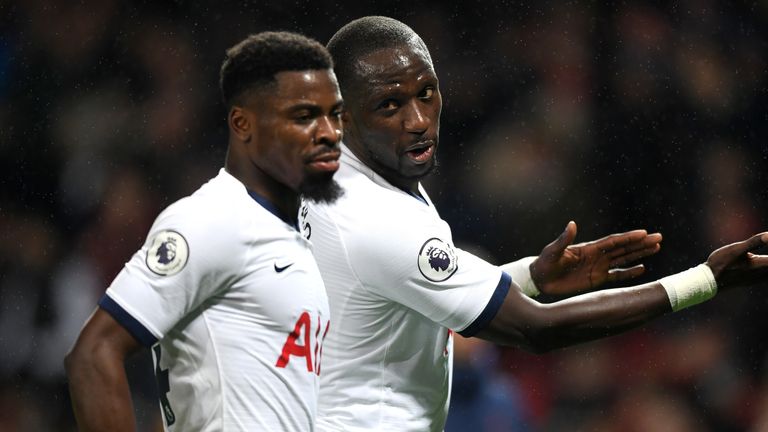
[304,144,341,162]
[403,139,436,152]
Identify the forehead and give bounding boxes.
[352,44,436,91]
[261,69,342,107]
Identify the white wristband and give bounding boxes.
[658,264,718,312]
[499,256,540,297]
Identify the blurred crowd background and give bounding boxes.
[1,1,767,431]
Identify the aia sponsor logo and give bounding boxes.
[275,312,330,374]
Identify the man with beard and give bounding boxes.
[301,16,768,431]
[66,31,344,431]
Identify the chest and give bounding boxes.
[210,234,329,333]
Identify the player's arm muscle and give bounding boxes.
[65,308,144,431]
[475,280,670,353]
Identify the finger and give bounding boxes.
[641,232,663,247]
[719,232,768,258]
[737,232,768,253]
[543,221,577,256]
[590,230,647,254]
[573,229,648,249]
[744,232,768,252]
[599,229,648,246]
[747,253,768,268]
[708,234,768,275]
[610,243,662,267]
[606,264,646,282]
[606,232,662,258]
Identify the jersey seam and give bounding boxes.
[373,312,398,428]
[211,214,253,428]
[200,208,251,431]
[327,211,376,299]
[327,208,392,427]
[201,307,226,430]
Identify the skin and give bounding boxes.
[530,221,662,296]
[65,68,343,431]
[342,45,441,194]
[340,40,768,352]
[343,46,664,296]
[227,69,344,219]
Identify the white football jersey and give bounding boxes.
[102,168,330,431]
[302,147,510,432]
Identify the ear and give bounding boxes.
[228,106,253,142]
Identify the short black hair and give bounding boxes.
[219,31,333,108]
[327,16,432,96]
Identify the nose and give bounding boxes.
[315,115,342,146]
[403,100,429,134]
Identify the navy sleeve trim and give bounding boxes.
[458,272,511,337]
[99,294,159,347]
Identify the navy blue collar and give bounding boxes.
[247,190,299,231]
[404,188,428,205]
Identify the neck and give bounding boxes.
[225,146,300,224]
[345,140,421,194]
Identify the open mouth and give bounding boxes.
[404,142,435,164]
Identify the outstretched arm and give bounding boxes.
[502,221,663,297]
[65,308,143,432]
[478,232,768,353]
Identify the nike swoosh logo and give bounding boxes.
[274,262,294,273]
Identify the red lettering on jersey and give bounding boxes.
[313,315,321,369]
[315,320,330,375]
[276,312,314,372]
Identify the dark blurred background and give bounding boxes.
[1,1,767,431]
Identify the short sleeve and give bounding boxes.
[102,199,245,344]
[345,218,508,334]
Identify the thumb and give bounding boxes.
[718,232,768,258]
[707,231,768,276]
[745,232,768,252]
[544,221,577,255]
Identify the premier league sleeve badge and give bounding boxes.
[417,238,459,282]
[145,230,189,276]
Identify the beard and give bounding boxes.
[366,144,440,186]
[299,172,344,204]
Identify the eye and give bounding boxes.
[329,110,343,124]
[378,99,400,111]
[419,87,435,100]
[294,111,314,123]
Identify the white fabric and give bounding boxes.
[105,168,329,432]
[500,256,539,297]
[658,263,717,311]
[302,146,506,432]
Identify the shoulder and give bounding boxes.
[154,196,239,239]
[148,174,259,254]
[320,170,430,223]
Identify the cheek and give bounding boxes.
[430,104,442,126]
[362,123,401,154]
[277,144,306,176]
[368,134,401,163]
[261,133,309,187]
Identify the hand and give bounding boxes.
[706,232,768,290]
[530,221,663,296]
